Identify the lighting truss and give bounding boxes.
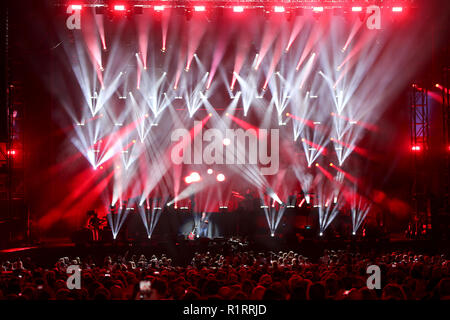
[410,84,430,231]
[442,65,450,216]
[60,0,417,11]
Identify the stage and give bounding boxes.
[0,1,448,257]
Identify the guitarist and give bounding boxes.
[86,210,106,241]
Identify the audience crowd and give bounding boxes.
[1,248,450,300]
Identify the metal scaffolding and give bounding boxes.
[0,3,26,244]
[409,84,430,238]
[442,67,450,214]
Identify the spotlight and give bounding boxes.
[185,176,193,184]
[319,232,323,236]
[392,7,403,12]
[154,5,164,12]
[352,231,356,236]
[274,6,285,13]
[114,5,126,11]
[71,4,82,10]
[351,7,362,12]
[194,6,206,12]
[233,6,244,13]
[223,138,231,146]
[207,169,213,175]
[216,173,225,182]
[271,233,275,237]
[190,172,201,182]
[315,163,319,167]
[329,163,334,167]
[411,145,421,151]
[313,7,324,12]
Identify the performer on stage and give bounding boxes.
[198,212,209,238]
[86,210,106,241]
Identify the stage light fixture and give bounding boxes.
[71,4,82,10]
[392,7,403,12]
[313,7,324,12]
[154,5,164,12]
[274,6,285,13]
[207,169,213,174]
[216,173,225,182]
[190,172,201,182]
[233,6,244,13]
[411,145,421,151]
[352,7,362,12]
[194,6,206,12]
[114,5,126,11]
[223,138,231,146]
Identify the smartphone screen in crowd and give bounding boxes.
[139,280,151,293]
